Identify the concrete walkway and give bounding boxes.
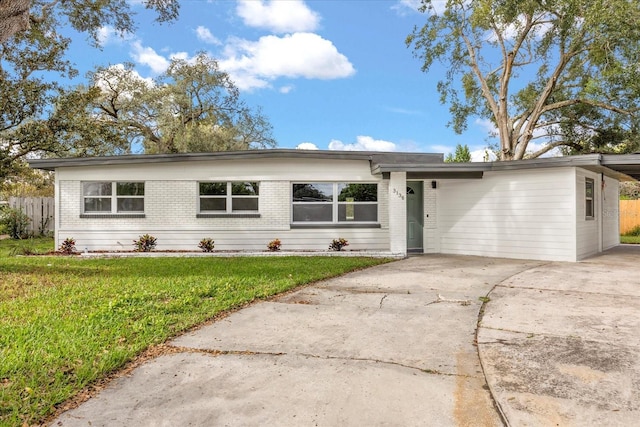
[51,247,640,426]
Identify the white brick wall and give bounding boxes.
[56,177,391,252]
[388,172,407,254]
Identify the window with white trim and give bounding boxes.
[82,182,145,213]
[199,182,259,213]
[292,183,378,223]
[585,178,595,219]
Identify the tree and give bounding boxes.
[445,144,471,162]
[0,0,178,45]
[0,0,179,180]
[557,104,640,155]
[59,53,276,154]
[407,0,640,160]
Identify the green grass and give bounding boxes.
[0,238,390,426]
[0,236,55,257]
[621,235,640,244]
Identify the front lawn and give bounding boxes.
[0,240,389,426]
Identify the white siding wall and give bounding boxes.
[575,169,600,260]
[437,168,577,261]
[602,176,620,251]
[55,158,390,252]
[423,183,439,253]
[575,170,620,259]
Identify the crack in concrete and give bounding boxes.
[379,294,388,308]
[496,283,640,299]
[476,262,552,427]
[164,345,480,380]
[298,352,476,379]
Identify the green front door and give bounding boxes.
[406,181,424,252]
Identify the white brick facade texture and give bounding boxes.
[57,179,391,252]
[388,172,407,254]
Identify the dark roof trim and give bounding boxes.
[375,153,640,181]
[601,154,640,181]
[28,149,444,171]
[406,171,484,180]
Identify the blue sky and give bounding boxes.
[61,0,500,160]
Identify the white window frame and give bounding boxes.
[198,182,259,213]
[585,178,595,219]
[291,182,378,224]
[82,181,145,214]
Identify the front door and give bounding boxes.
[406,181,424,252]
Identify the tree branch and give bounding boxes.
[528,139,582,158]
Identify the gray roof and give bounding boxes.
[28,149,640,181]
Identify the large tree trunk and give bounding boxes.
[0,0,31,43]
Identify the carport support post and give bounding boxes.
[388,172,407,255]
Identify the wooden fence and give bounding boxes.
[620,200,640,235]
[8,197,55,236]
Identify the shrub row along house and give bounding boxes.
[29,150,640,261]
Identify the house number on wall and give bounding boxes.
[392,188,405,200]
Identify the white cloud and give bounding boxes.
[431,144,454,154]
[296,142,319,150]
[94,64,155,102]
[525,140,561,158]
[474,118,499,137]
[219,33,355,91]
[393,0,448,15]
[195,26,221,45]
[328,136,397,152]
[392,0,420,14]
[97,26,116,46]
[130,41,170,74]
[279,85,294,94]
[169,51,191,62]
[386,106,424,116]
[96,26,134,46]
[236,0,320,33]
[470,148,497,162]
[488,14,554,43]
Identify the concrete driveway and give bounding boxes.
[51,247,640,426]
[478,245,640,426]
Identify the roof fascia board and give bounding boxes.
[29,150,445,171]
[406,171,484,179]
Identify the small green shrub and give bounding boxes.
[58,237,77,255]
[329,238,349,251]
[0,207,31,239]
[198,237,215,252]
[267,238,281,252]
[623,225,640,237]
[133,234,157,252]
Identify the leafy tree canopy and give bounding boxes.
[445,144,471,162]
[0,0,180,180]
[407,0,640,160]
[0,0,178,45]
[58,53,276,154]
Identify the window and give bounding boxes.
[83,182,144,214]
[292,183,378,223]
[199,182,259,213]
[585,178,595,219]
